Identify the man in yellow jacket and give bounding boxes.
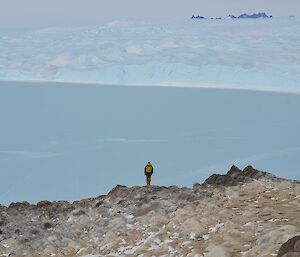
[144,162,154,186]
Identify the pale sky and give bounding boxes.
[0,0,299,29]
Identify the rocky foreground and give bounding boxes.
[0,166,299,257]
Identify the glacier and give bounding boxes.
[0,18,300,92]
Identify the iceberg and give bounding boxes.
[237,12,272,19]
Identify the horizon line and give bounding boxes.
[0,79,300,96]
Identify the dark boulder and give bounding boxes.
[72,210,86,216]
[7,201,33,214]
[43,222,53,230]
[8,201,31,209]
[277,235,300,257]
[242,165,263,179]
[227,165,242,177]
[204,165,243,186]
[117,199,128,207]
[36,200,52,208]
[203,165,271,187]
[94,200,104,208]
[41,201,74,218]
[204,173,239,186]
[242,165,277,180]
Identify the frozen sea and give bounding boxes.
[0,81,299,205]
[0,18,300,205]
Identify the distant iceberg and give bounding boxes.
[191,15,206,19]
[228,15,237,19]
[192,13,272,20]
[229,12,272,19]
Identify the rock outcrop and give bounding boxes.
[203,165,276,186]
[277,235,300,257]
[0,166,299,257]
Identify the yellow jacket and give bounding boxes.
[144,162,153,176]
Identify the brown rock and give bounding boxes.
[193,182,202,192]
[36,200,52,208]
[242,165,264,179]
[7,201,32,214]
[108,185,128,198]
[203,165,274,187]
[133,202,160,217]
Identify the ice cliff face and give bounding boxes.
[0,166,299,257]
[0,18,300,93]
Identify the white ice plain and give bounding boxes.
[0,18,300,93]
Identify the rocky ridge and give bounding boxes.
[191,12,272,19]
[0,166,299,257]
